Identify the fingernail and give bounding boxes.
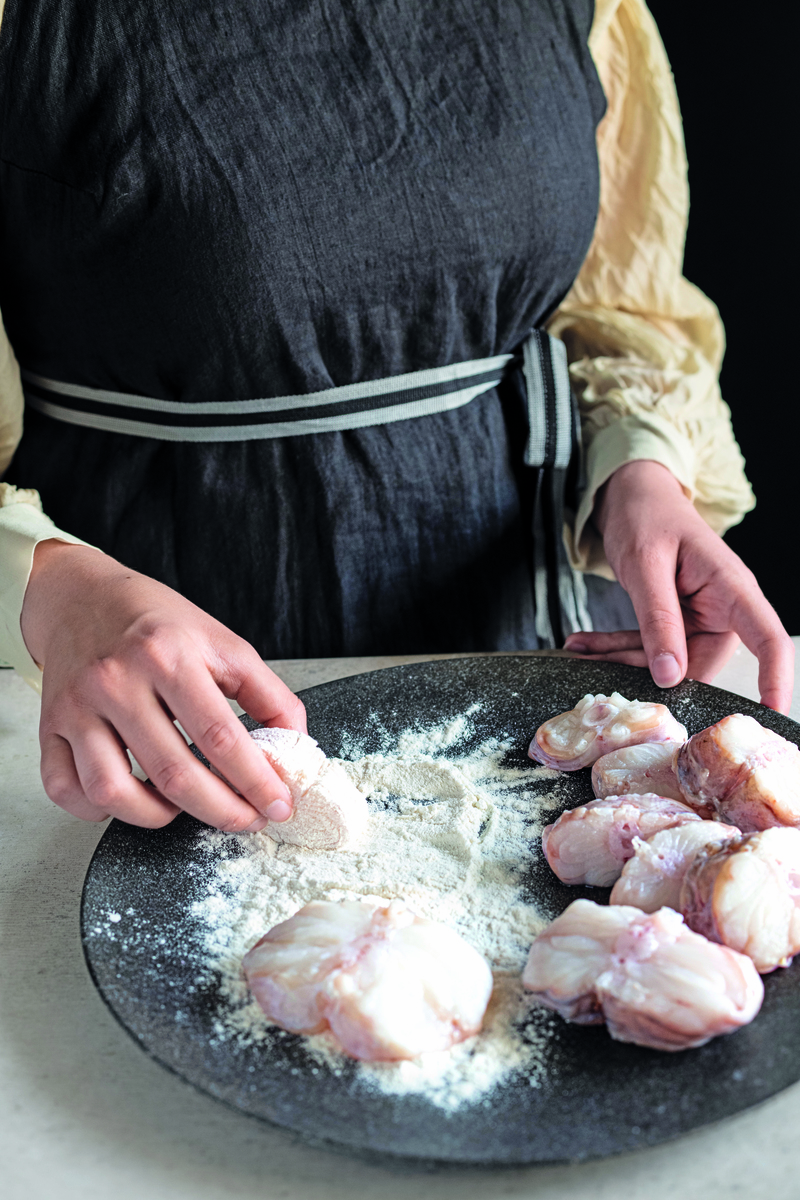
[265,798,293,823]
[244,817,269,833]
[651,653,682,688]
[566,640,589,653]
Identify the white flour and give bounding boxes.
[192,705,570,1109]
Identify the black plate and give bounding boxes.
[81,656,800,1165]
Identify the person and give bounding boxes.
[0,0,793,835]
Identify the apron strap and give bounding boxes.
[521,330,593,648]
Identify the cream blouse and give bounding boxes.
[0,0,755,689]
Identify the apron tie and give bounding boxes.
[21,329,592,646]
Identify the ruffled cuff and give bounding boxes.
[566,413,697,578]
[0,485,98,691]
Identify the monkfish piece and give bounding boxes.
[676,714,800,832]
[591,741,694,806]
[243,899,493,1061]
[530,692,687,771]
[610,821,741,913]
[680,827,800,973]
[542,793,701,887]
[248,727,369,850]
[523,899,763,1051]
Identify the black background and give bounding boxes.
[645,2,797,633]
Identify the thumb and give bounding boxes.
[622,550,687,689]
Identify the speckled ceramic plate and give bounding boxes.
[81,657,800,1165]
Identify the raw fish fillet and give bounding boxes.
[542,794,700,887]
[591,742,688,805]
[249,727,368,849]
[243,899,493,1061]
[521,900,635,1023]
[676,714,800,832]
[522,899,763,1051]
[680,827,800,972]
[610,821,740,912]
[529,693,687,771]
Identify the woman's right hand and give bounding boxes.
[20,540,307,830]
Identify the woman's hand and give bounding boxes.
[21,540,307,829]
[563,461,794,713]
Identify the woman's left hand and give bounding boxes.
[563,460,795,713]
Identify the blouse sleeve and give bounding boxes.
[0,310,23,476]
[548,0,755,579]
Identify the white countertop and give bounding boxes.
[2,644,799,1200]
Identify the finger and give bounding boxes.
[721,578,795,712]
[67,718,183,828]
[567,649,649,669]
[564,631,643,654]
[621,548,688,689]
[755,635,795,713]
[216,645,308,734]
[756,643,795,713]
[570,634,741,683]
[157,659,294,821]
[40,732,110,822]
[684,632,740,685]
[109,691,274,832]
[739,623,794,713]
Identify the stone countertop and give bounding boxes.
[2,643,799,1200]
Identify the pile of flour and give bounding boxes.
[192,704,570,1109]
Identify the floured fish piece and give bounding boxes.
[610,821,740,912]
[591,742,689,806]
[676,714,800,832]
[243,899,493,1061]
[529,693,687,771]
[268,759,369,850]
[522,899,763,1051]
[542,793,700,887]
[249,727,368,849]
[680,827,800,973]
[249,727,328,800]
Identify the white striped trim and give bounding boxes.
[559,563,593,637]
[521,334,572,470]
[550,336,573,470]
[25,379,503,442]
[21,355,511,417]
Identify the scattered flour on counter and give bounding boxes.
[192,705,569,1109]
